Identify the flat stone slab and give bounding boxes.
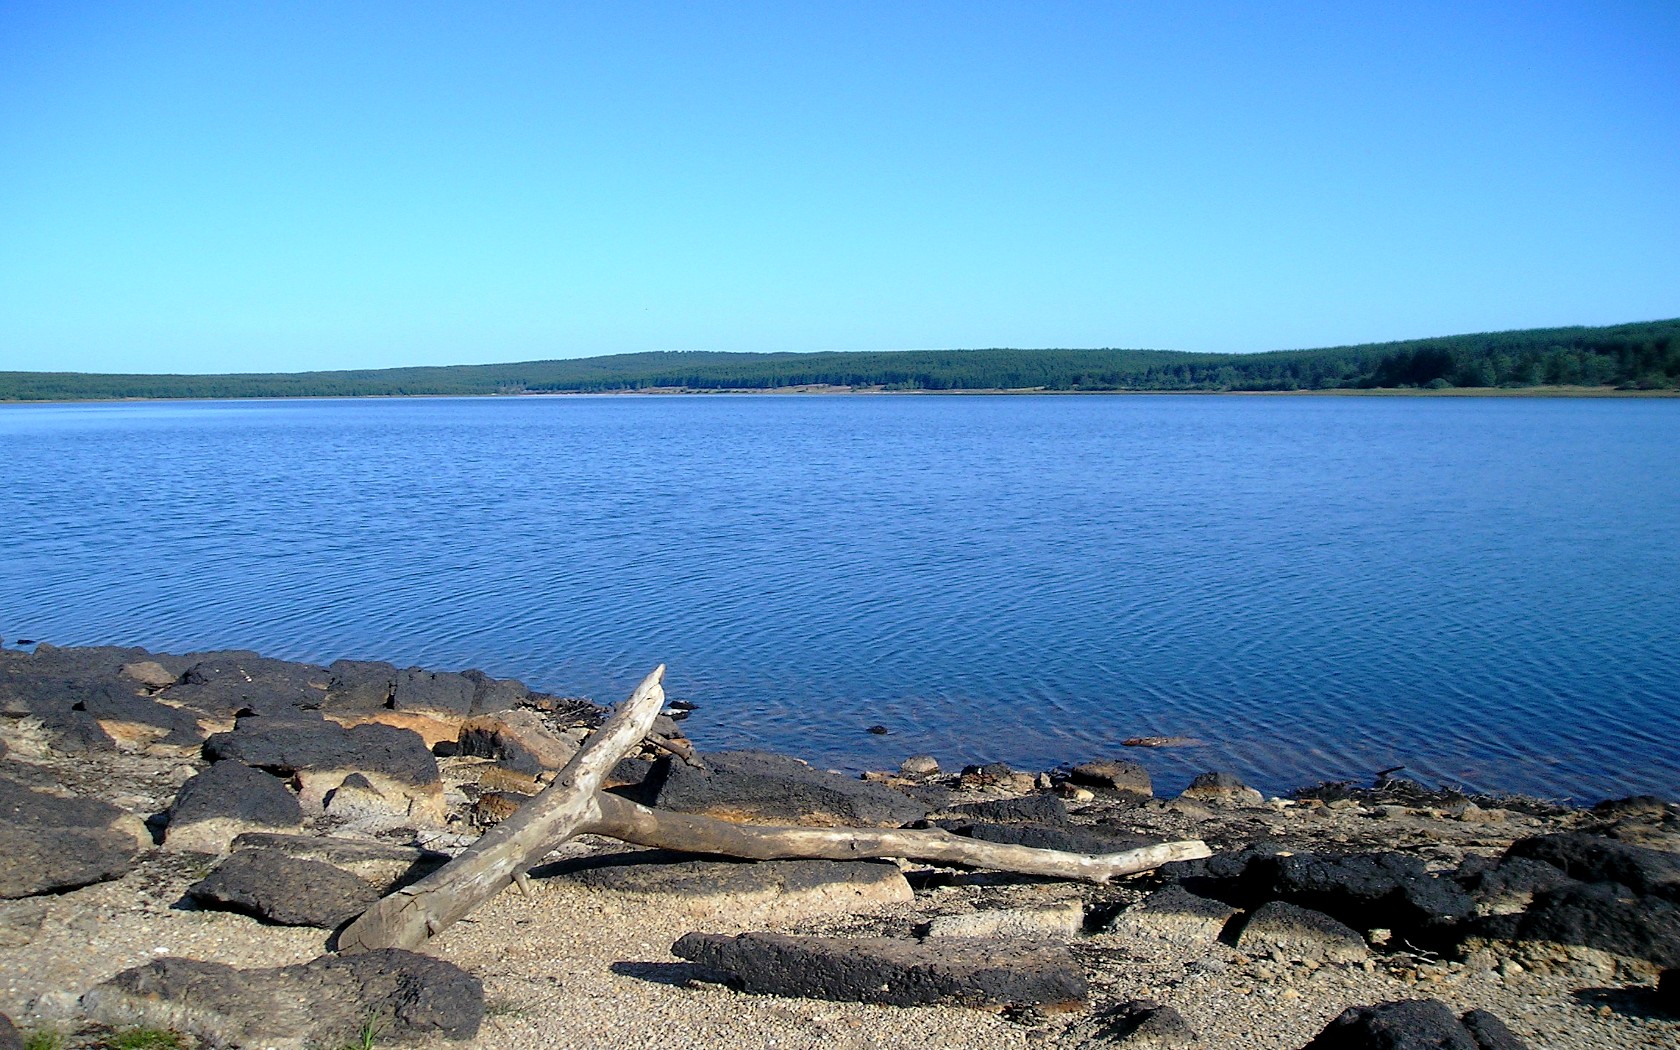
[165,760,304,853]
[1108,884,1238,944]
[162,654,329,718]
[672,931,1086,1008]
[188,849,381,928]
[650,749,928,827]
[948,794,1069,825]
[230,831,448,889]
[1473,882,1680,968]
[82,948,483,1050]
[925,901,1084,941]
[1235,900,1371,964]
[0,775,146,899]
[549,853,912,919]
[1505,832,1680,902]
[1300,999,1529,1050]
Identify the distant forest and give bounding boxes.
[3,319,1677,400]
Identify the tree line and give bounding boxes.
[2,318,1675,400]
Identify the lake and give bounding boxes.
[2,393,1675,802]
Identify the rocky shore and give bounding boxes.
[1,642,1675,1050]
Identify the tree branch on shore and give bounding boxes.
[338,665,1211,954]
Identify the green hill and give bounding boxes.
[2,318,1676,400]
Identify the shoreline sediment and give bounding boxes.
[1,642,1675,1049]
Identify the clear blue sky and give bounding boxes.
[2,2,1677,374]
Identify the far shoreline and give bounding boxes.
[3,384,1679,406]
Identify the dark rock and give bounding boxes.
[1592,796,1673,820]
[205,716,438,787]
[75,689,203,745]
[189,849,380,927]
[1476,882,1680,967]
[165,760,304,852]
[391,668,476,716]
[82,948,483,1048]
[1077,999,1197,1048]
[322,659,398,714]
[461,669,526,715]
[1234,901,1370,963]
[1454,855,1578,915]
[229,832,447,890]
[1176,850,1473,941]
[959,822,1159,855]
[1300,999,1528,1050]
[1504,832,1680,901]
[1070,760,1152,797]
[0,1012,20,1050]
[163,654,328,718]
[1658,969,1680,1016]
[671,932,1085,1008]
[949,794,1069,825]
[867,724,890,735]
[1459,1010,1529,1050]
[649,750,928,827]
[31,706,117,752]
[0,775,144,898]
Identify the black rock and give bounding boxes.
[75,689,204,744]
[83,948,482,1047]
[1592,796,1673,820]
[29,706,117,752]
[0,1011,20,1050]
[1175,850,1474,942]
[1476,882,1680,968]
[165,760,303,850]
[163,654,329,718]
[1504,833,1680,902]
[461,668,526,715]
[1658,969,1680,1016]
[671,931,1085,1008]
[390,668,476,716]
[867,724,890,735]
[949,794,1069,825]
[0,775,142,898]
[188,849,380,928]
[1454,855,1578,913]
[958,822,1159,856]
[1300,999,1528,1050]
[649,750,928,827]
[205,716,438,786]
[322,659,398,714]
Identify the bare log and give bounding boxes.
[584,791,1211,883]
[338,665,667,952]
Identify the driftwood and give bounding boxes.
[584,792,1210,881]
[339,664,1211,953]
[338,665,668,952]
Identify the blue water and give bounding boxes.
[2,394,1676,802]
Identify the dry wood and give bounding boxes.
[583,791,1211,882]
[337,665,667,953]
